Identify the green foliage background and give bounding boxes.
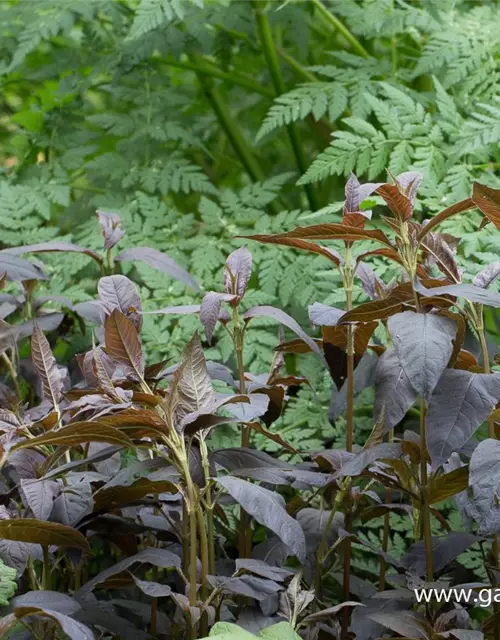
[1,0,500,576]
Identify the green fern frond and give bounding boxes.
[256,82,347,140]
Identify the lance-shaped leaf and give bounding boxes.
[93,478,178,512]
[114,247,200,291]
[31,321,64,407]
[12,591,80,615]
[97,210,125,249]
[401,531,479,576]
[469,439,500,534]
[0,254,47,282]
[216,475,305,561]
[98,275,142,330]
[104,309,144,378]
[417,198,475,241]
[341,283,414,323]
[242,234,343,267]
[367,610,431,640]
[428,465,469,505]
[376,183,414,221]
[421,232,460,283]
[388,311,457,402]
[344,173,381,215]
[11,422,133,450]
[396,170,423,204]
[337,443,403,477]
[472,182,500,230]
[77,547,181,596]
[246,223,393,247]
[0,519,89,551]
[142,304,201,316]
[12,608,94,640]
[427,370,500,469]
[473,262,500,289]
[200,292,235,344]
[243,306,323,360]
[173,332,216,425]
[224,247,252,297]
[355,262,388,300]
[415,279,500,307]
[374,348,418,432]
[92,347,120,401]
[2,241,102,264]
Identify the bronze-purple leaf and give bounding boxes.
[243,305,324,360]
[416,198,475,241]
[216,475,306,561]
[173,332,216,425]
[427,370,500,469]
[472,262,500,289]
[98,275,142,330]
[421,232,460,283]
[142,304,201,316]
[96,209,125,250]
[415,279,500,307]
[200,292,235,344]
[104,309,144,378]
[2,241,102,265]
[114,247,200,291]
[243,234,343,267]
[224,247,252,297]
[0,254,48,282]
[388,311,457,402]
[374,348,418,432]
[472,182,500,230]
[31,321,64,407]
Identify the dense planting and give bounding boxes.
[2,1,500,639]
[0,175,500,640]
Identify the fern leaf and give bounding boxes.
[256,83,347,140]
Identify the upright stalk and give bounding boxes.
[476,305,500,640]
[232,308,252,558]
[191,57,264,185]
[311,0,370,59]
[253,1,319,211]
[42,546,51,590]
[200,438,216,575]
[341,245,354,639]
[1,352,22,403]
[197,507,210,637]
[379,429,394,589]
[419,401,434,581]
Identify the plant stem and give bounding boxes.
[197,507,210,637]
[253,1,319,211]
[157,56,275,98]
[183,500,190,578]
[1,352,21,403]
[200,438,216,575]
[419,399,434,581]
[277,48,318,82]
[342,247,354,639]
[188,496,198,638]
[379,428,394,589]
[192,57,264,185]
[311,0,370,59]
[477,308,500,640]
[42,546,51,590]
[232,310,252,558]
